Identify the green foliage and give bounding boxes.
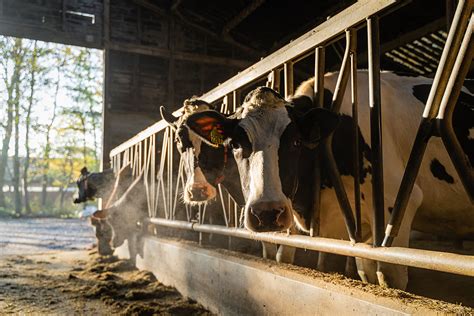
[0,36,103,217]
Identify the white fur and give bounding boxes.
[238,94,293,230]
[178,103,218,204]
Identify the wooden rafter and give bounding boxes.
[108,42,252,69]
[132,0,262,57]
[222,0,265,35]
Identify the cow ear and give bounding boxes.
[160,106,179,129]
[81,167,89,176]
[185,110,237,147]
[297,108,339,148]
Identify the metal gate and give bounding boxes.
[109,0,474,277]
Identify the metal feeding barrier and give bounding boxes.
[109,0,474,277]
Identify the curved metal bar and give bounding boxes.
[383,0,474,247]
[323,30,357,243]
[437,13,474,202]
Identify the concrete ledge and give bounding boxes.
[132,236,447,315]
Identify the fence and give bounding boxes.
[109,0,474,277]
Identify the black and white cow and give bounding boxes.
[184,71,474,290]
[74,166,148,256]
[161,100,289,260]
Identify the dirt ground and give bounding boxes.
[0,249,211,315]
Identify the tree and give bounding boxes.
[23,41,49,214]
[0,38,26,209]
[40,47,68,208]
[0,37,103,216]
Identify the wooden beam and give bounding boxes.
[222,0,265,35]
[133,0,261,57]
[108,42,252,68]
[168,16,176,108]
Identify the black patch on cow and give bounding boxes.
[288,95,313,113]
[413,84,474,166]
[388,206,393,214]
[464,79,474,94]
[361,192,365,201]
[412,84,431,104]
[430,159,455,184]
[320,89,336,110]
[321,114,372,188]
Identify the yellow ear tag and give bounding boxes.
[210,125,224,146]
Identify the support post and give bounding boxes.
[284,62,294,98]
[367,16,385,247]
[310,46,325,237]
[383,0,474,247]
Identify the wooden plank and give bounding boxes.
[108,42,251,68]
[199,0,405,103]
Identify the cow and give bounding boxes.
[184,70,474,290]
[162,97,325,263]
[74,166,148,258]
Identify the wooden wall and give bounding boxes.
[102,1,253,168]
[0,0,253,169]
[0,0,103,48]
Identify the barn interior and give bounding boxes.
[0,0,463,167]
[2,1,474,312]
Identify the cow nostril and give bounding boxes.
[251,208,284,228]
[190,187,209,201]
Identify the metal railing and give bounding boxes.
[109,0,474,277]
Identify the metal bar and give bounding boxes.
[383,0,474,247]
[148,218,474,277]
[284,61,294,98]
[169,129,174,218]
[199,0,404,104]
[437,13,474,201]
[423,0,473,119]
[323,30,357,243]
[367,16,385,247]
[322,140,357,243]
[349,29,362,242]
[310,46,325,237]
[151,134,156,216]
[232,90,240,112]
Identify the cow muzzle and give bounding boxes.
[246,200,293,232]
[184,183,217,203]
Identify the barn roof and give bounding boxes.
[0,0,460,77]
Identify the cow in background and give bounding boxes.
[74,166,147,258]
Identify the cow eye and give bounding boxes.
[230,140,241,150]
[294,139,301,147]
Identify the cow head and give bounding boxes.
[74,167,93,203]
[160,100,220,205]
[73,168,114,203]
[186,87,339,232]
